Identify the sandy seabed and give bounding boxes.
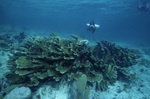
[0,25,150,99]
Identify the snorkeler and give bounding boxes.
[138,1,150,12]
[86,21,100,34]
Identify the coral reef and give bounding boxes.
[13,32,26,43]
[6,33,141,91]
[0,32,26,50]
[0,33,12,49]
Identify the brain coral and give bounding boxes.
[6,33,141,90]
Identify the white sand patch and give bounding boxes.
[88,80,146,99]
[0,51,10,94]
[32,82,70,99]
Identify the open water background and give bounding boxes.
[0,0,150,47]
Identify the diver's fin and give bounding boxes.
[92,30,95,34]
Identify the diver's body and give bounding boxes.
[138,1,150,12]
[86,21,100,34]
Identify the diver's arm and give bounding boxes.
[95,24,100,30]
[86,23,90,26]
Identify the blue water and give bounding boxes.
[0,0,150,47]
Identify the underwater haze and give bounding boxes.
[0,0,150,47]
[1,0,150,99]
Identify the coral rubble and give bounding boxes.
[6,33,141,91]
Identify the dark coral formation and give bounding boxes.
[0,32,26,50]
[13,32,26,43]
[6,33,141,90]
[0,33,13,49]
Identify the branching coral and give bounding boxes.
[6,33,141,91]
